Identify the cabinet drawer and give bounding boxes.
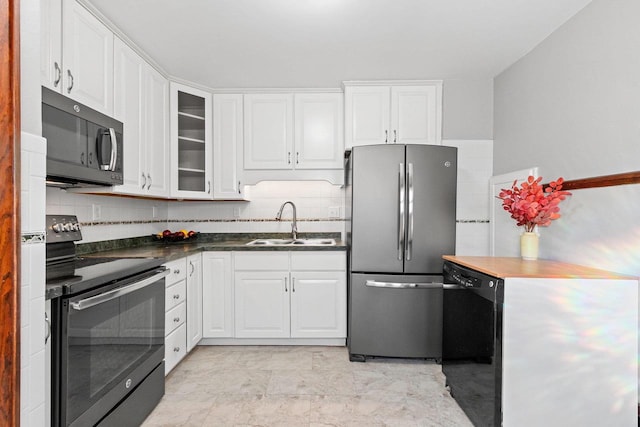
[165,323,187,376]
[291,251,346,271]
[165,301,186,335]
[234,252,289,271]
[164,258,187,286]
[165,280,186,311]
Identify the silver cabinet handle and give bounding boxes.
[207,180,211,194]
[67,69,74,93]
[406,163,414,261]
[394,130,397,143]
[189,261,195,276]
[238,181,241,194]
[385,130,388,143]
[366,280,443,289]
[45,312,51,344]
[296,152,299,164]
[284,277,288,292]
[398,163,405,261]
[287,152,291,164]
[292,277,295,292]
[54,62,61,87]
[146,174,152,190]
[141,173,147,189]
[71,268,169,311]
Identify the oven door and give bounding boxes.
[53,267,168,427]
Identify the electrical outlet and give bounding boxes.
[328,206,340,219]
[92,204,102,221]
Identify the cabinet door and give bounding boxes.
[390,85,442,145]
[113,38,145,193]
[243,94,293,170]
[294,93,344,170]
[344,86,390,148]
[62,0,114,115]
[170,83,213,199]
[202,252,234,338]
[41,0,63,92]
[213,94,245,199]
[234,271,290,338]
[290,271,346,338]
[186,254,203,351]
[144,65,169,196]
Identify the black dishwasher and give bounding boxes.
[442,260,504,427]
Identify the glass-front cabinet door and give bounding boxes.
[170,82,213,199]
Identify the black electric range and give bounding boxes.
[45,215,164,298]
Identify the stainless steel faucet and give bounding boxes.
[276,201,298,240]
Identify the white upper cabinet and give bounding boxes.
[53,0,114,115]
[113,38,169,197]
[242,92,344,184]
[345,81,443,148]
[243,94,294,170]
[213,94,245,200]
[294,93,344,170]
[170,82,213,199]
[41,0,63,93]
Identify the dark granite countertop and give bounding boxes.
[79,232,346,262]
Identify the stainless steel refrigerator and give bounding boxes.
[345,144,457,362]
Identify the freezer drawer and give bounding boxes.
[348,273,443,361]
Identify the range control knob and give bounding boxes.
[71,223,80,231]
[52,223,64,233]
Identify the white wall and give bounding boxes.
[493,0,640,401]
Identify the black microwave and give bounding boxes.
[42,87,123,187]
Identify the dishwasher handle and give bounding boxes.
[365,280,442,289]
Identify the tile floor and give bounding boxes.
[142,345,473,426]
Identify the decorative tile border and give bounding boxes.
[21,232,46,244]
[79,218,346,226]
[456,219,490,224]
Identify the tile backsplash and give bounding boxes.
[46,140,493,255]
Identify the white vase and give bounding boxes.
[520,232,539,260]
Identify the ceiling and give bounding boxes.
[87,0,593,89]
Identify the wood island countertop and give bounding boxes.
[443,255,637,280]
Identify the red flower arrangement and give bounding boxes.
[497,176,571,233]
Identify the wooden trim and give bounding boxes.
[545,171,640,191]
[0,0,21,424]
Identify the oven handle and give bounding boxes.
[365,280,442,289]
[70,268,169,311]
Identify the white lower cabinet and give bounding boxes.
[186,253,203,351]
[163,256,201,375]
[202,252,235,337]
[233,251,346,339]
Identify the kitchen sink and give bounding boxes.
[246,238,336,246]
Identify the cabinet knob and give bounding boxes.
[173,317,180,323]
[174,269,180,274]
[173,347,180,352]
[173,294,180,300]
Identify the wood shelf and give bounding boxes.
[544,170,640,191]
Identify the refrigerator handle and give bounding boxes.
[406,163,414,260]
[398,163,405,261]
